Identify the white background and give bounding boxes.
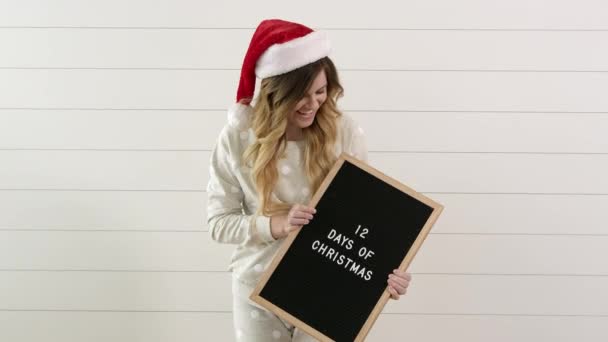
[1,0,607,341]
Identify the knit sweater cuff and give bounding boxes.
[254,214,275,243]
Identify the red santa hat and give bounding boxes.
[228,19,331,129]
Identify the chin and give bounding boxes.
[297,115,316,128]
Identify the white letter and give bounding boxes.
[328,228,337,239]
[358,246,369,258]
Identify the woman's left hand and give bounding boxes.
[387,269,412,300]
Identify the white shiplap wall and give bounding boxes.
[1,0,608,341]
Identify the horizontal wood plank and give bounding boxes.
[1,231,607,275]
[1,272,606,315]
[1,70,607,112]
[1,311,607,342]
[2,110,607,153]
[0,0,606,29]
[1,151,606,193]
[1,30,607,71]
[2,191,607,235]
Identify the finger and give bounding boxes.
[388,285,399,300]
[285,225,302,233]
[388,280,408,297]
[388,274,410,289]
[290,211,314,220]
[296,205,316,214]
[388,278,408,295]
[391,269,409,279]
[393,269,412,281]
[289,218,310,226]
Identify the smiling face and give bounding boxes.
[285,69,328,140]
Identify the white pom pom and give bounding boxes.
[227,103,253,130]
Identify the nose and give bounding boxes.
[302,96,318,110]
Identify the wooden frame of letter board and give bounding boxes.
[250,152,444,341]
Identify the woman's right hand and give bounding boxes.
[270,204,316,239]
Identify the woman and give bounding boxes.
[207,19,412,341]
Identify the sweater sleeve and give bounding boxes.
[206,126,276,245]
[344,115,369,163]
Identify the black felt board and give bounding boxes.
[251,154,443,342]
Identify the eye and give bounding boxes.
[316,88,327,95]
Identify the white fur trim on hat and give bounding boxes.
[227,102,253,130]
[255,31,331,78]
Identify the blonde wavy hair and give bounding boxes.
[242,57,344,217]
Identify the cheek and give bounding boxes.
[288,110,301,124]
[317,94,327,106]
[294,100,306,112]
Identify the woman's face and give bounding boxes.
[287,69,328,130]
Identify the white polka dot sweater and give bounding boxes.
[206,113,369,286]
